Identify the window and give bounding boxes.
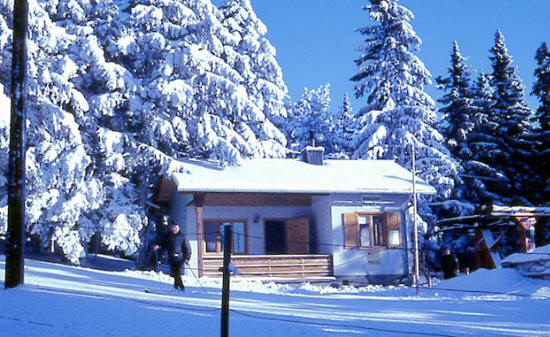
[359,216,370,247]
[388,230,400,246]
[343,212,402,249]
[204,220,248,254]
[205,221,218,252]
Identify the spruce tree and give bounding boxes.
[462,73,501,204]
[0,1,101,263]
[220,0,288,157]
[116,0,287,164]
[284,84,333,152]
[0,0,293,263]
[435,41,483,216]
[436,41,475,159]
[351,0,458,224]
[331,93,356,156]
[488,30,538,203]
[38,0,149,259]
[532,42,550,203]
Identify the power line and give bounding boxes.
[22,225,550,257]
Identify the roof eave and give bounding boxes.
[176,187,437,195]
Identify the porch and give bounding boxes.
[202,254,334,281]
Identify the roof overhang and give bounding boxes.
[167,158,436,196]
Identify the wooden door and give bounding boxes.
[285,218,309,254]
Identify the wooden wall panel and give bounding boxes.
[202,193,313,207]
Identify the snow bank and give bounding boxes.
[128,267,550,300]
[502,244,550,265]
[435,268,550,298]
[500,245,550,279]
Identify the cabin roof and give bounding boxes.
[169,158,436,195]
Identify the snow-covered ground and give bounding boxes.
[1,256,550,337]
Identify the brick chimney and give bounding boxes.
[302,130,324,165]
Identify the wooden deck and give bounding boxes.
[202,254,334,281]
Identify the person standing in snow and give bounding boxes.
[441,247,459,280]
[153,220,192,291]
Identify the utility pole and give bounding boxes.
[220,225,232,337]
[411,142,420,295]
[5,0,28,289]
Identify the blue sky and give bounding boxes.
[250,0,550,113]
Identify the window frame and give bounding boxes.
[203,219,248,255]
[357,213,386,249]
[343,212,402,249]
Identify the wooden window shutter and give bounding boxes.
[343,213,359,249]
[385,213,402,247]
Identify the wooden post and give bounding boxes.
[195,193,205,277]
[196,207,204,277]
[411,142,420,295]
[5,0,28,289]
[220,225,232,337]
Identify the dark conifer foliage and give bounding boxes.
[462,73,500,204]
[531,42,550,204]
[436,41,475,160]
[487,30,538,204]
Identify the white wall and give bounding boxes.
[329,193,410,282]
[312,195,331,255]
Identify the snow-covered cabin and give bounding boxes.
[155,148,435,284]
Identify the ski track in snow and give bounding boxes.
[1,257,550,337]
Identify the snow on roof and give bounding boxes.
[492,205,550,217]
[502,244,550,265]
[171,158,436,195]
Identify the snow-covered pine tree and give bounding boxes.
[488,30,538,204]
[461,72,502,205]
[436,41,476,160]
[351,0,459,223]
[532,42,550,204]
[435,41,484,217]
[530,42,550,243]
[331,92,356,157]
[116,0,286,165]
[284,84,334,153]
[34,0,149,260]
[0,0,101,263]
[220,0,288,157]
[2,0,295,263]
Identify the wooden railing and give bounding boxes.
[202,254,333,279]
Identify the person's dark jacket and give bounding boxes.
[157,231,192,265]
[441,253,459,279]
